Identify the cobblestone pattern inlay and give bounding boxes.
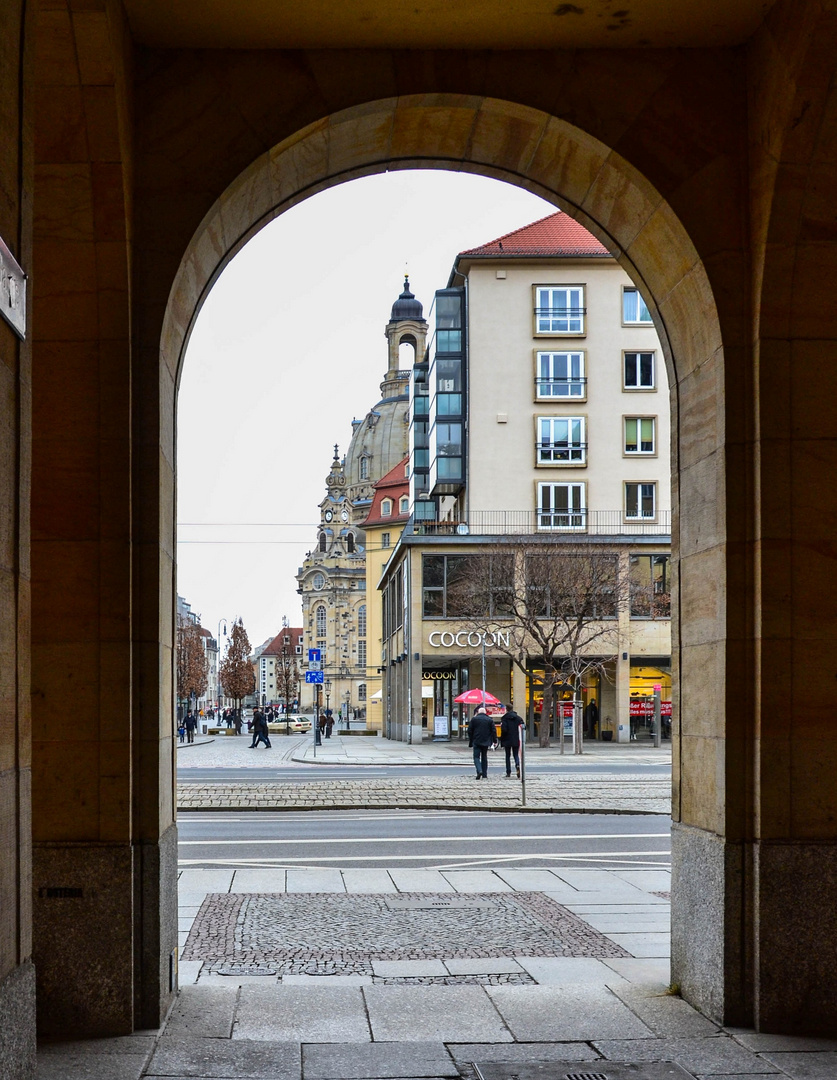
[182,892,630,976]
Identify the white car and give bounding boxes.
[268,714,312,734]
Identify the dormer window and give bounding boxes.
[381,498,393,517]
[399,496,410,514]
[360,457,369,480]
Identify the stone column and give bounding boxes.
[0,1,36,1075]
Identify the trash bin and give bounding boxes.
[202,724,207,735]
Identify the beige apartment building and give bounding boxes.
[381,212,672,742]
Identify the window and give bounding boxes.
[623,287,652,324]
[624,351,655,389]
[625,482,656,520]
[413,395,429,417]
[358,683,366,701]
[357,605,366,636]
[359,457,369,480]
[399,496,409,514]
[316,640,326,654]
[313,572,325,590]
[315,605,327,636]
[357,579,366,590]
[318,533,326,552]
[381,532,391,549]
[624,417,656,455]
[536,351,586,398]
[537,416,586,464]
[381,498,393,517]
[535,286,585,334]
[537,482,587,530]
[295,645,302,654]
[346,533,355,553]
[630,554,671,618]
[436,392,462,415]
[357,641,366,667]
[422,553,513,618]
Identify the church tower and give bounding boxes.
[297,280,426,724]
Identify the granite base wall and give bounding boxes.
[671,821,749,1027]
[754,841,837,1033]
[138,822,178,1029]
[0,961,36,1080]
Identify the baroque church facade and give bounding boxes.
[296,281,427,723]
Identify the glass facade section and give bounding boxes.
[630,554,671,617]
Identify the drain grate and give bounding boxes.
[473,1063,696,1080]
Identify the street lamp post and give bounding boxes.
[216,616,231,712]
[325,679,331,719]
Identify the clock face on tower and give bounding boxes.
[324,510,333,522]
[341,508,349,522]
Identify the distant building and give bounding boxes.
[382,212,671,742]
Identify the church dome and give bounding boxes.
[390,277,424,322]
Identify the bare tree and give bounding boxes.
[219,617,255,719]
[275,623,300,720]
[176,614,209,714]
[448,541,628,751]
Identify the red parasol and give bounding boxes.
[453,688,501,705]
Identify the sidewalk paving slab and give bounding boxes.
[234,986,371,1043]
[447,1042,601,1065]
[363,986,513,1043]
[606,984,721,1038]
[162,985,236,1038]
[593,1036,782,1075]
[146,1036,300,1079]
[513,956,628,986]
[285,868,345,892]
[302,1040,458,1079]
[487,984,655,1042]
[760,1051,837,1078]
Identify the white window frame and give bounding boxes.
[315,605,327,636]
[622,286,652,325]
[534,285,585,335]
[380,498,393,517]
[623,416,656,456]
[623,350,655,390]
[537,416,587,465]
[381,531,391,549]
[537,481,587,531]
[399,496,410,514]
[625,482,657,521]
[535,350,586,399]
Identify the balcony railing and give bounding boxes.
[404,509,671,538]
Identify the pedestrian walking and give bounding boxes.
[467,706,497,779]
[177,720,185,743]
[249,708,271,749]
[584,698,599,739]
[225,709,233,730]
[184,711,197,744]
[500,705,523,778]
[233,710,243,736]
[324,712,334,739]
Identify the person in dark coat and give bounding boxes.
[184,711,197,744]
[584,698,599,739]
[500,705,523,778]
[249,708,271,749]
[467,706,497,779]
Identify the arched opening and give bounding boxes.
[161,95,725,1023]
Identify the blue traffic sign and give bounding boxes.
[305,670,324,684]
[308,648,321,663]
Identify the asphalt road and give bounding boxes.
[177,809,671,871]
[177,763,670,782]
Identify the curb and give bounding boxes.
[176,801,668,816]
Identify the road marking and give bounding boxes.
[178,832,670,846]
[178,849,671,865]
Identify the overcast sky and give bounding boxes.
[176,170,555,650]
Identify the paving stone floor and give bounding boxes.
[36,868,837,1080]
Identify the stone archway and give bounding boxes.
[160,95,728,1020]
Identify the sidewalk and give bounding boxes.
[37,866,837,1080]
[176,734,672,814]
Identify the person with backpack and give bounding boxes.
[500,705,524,778]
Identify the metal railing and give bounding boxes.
[404,509,671,538]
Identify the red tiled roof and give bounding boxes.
[363,457,410,527]
[459,210,609,258]
[262,628,304,655]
